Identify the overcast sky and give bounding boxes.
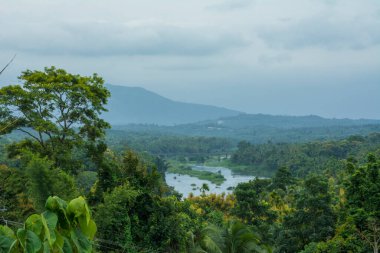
[1,0,379,119]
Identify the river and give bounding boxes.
[165,165,255,197]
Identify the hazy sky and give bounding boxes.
[1,0,380,119]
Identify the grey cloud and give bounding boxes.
[258,54,292,65]
[257,15,380,50]
[311,0,338,5]
[0,21,248,57]
[206,0,254,11]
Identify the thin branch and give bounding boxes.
[0,118,18,133]
[38,131,45,146]
[0,54,16,76]
[16,128,43,145]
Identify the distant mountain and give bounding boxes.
[102,84,240,125]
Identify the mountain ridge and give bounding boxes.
[102,84,241,125]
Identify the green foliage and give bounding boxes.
[276,174,336,252]
[118,150,165,195]
[271,167,295,191]
[25,154,79,211]
[0,196,96,253]
[0,165,34,221]
[341,154,380,252]
[95,183,140,250]
[2,67,380,253]
[231,133,380,176]
[96,185,199,252]
[233,179,276,227]
[200,183,210,195]
[110,116,380,145]
[93,149,198,252]
[76,171,98,195]
[0,66,110,173]
[193,220,270,253]
[300,218,368,253]
[106,132,234,159]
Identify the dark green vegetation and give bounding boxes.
[106,131,234,159]
[231,133,380,176]
[103,84,240,125]
[0,196,96,252]
[1,67,379,253]
[168,164,226,185]
[113,114,380,144]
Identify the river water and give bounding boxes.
[165,165,255,197]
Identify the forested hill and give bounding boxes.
[199,114,380,129]
[102,84,240,125]
[112,114,380,144]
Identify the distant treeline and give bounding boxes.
[231,133,380,176]
[112,121,380,144]
[106,130,235,158]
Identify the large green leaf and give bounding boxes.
[70,229,92,253]
[17,228,42,253]
[45,196,70,229]
[53,231,64,251]
[62,237,73,253]
[45,197,67,214]
[67,197,90,225]
[78,218,96,240]
[0,226,15,239]
[25,214,43,237]
[201,236,222,253]
[41,211,58,246]
[42,240,50,253]
[0,236,15,253]
[8,240,20,253]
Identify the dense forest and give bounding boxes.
[0,67,379,253]
[106,131,234,159]
[230,133,380,176]
[113,118,380,144]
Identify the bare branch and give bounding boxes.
[0,55,16,76]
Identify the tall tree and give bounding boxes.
[233,179,276,227]
[344,154,380,253]
[277,174,336,252]
[271,167,294,191]
[0,66,110,173]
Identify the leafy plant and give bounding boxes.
[192,220,270,253]
[0,196,96,253]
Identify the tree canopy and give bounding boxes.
[0,66,110,172]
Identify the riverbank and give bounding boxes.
[203,157,274,177]
[165,165,255,197]
[167,164,226,185]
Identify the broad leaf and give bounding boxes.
[53,231,64,251]
[45,196,70,229]
[0,236,15,253]
[62,237,73,253]
[67,197,90,225]
[0,226,15,239]
[25,214,43,236]
[78,218,97,240]
[17,228,42,253]
[70,229,92,253]
[41,211,58,246]
[43,240,50,253]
